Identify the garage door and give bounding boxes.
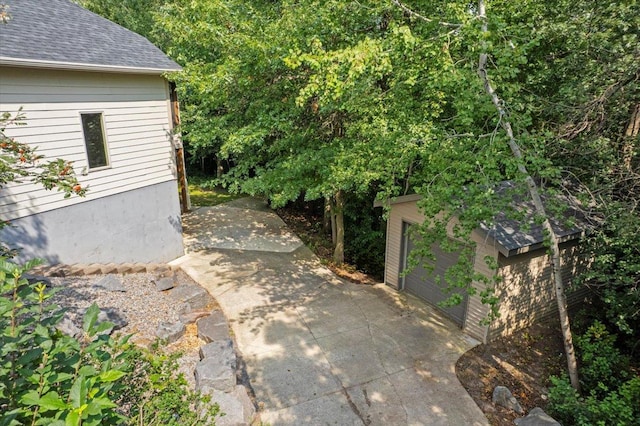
[401,223,469,326]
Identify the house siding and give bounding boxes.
[488,241,590,339]
[0,66,177,219]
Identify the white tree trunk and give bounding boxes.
[477,0,580,391]
[333,190,345,266]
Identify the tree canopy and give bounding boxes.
[81,0,640,359]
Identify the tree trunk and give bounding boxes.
[333,190,345,265]
[623,103,639,172]
[216,157,224,178]
[329,196,337,246]
[477,0,580,391]
[324,196,332,234]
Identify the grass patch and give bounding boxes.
[187,176,244,207]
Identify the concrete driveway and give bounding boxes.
[172,197,488,425]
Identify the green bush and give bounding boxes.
[547,321,640,426]
[548,376,640,426]
[118,343,220,425]
[0,258,219,426]
[574,320,629,395]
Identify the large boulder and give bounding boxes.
[197,310,230,343]
[514,407,561,426]
[492,386,524,414]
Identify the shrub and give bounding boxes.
[0,258,128,425]
[118,343,220,425]
[547,321,640,426]
[574,320,629,395]
[0,258,219,426]
[548,376,640,426]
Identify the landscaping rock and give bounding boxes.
[195,356,236,393]
[199,340,236,366]
[100,264,119,274]
[169,284,213,311]
[199,385,256,426]
[93,275,126,292]
[154,276,176,292]
[156,321,186,344]
[56,313,82,339]
[493,385,524,414]
[95,308,128,334]
[83,264,104,275]
[180,309,210,324]
[197,311,230,343]
[514,407,561,426]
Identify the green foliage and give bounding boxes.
[574,321,629,396]
[0,111,86,198]
[343,193,386,277]
[548,376,640,426]
[84,0,639,331]
[187,176,244,207]
[0,259,219,426]
[548,321,640,426]
[0,258,128,425]
[1,111,87,258]
[78,0,165,39]
[118,343,220,425]
[578,207,640,339]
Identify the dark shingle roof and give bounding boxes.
[478,181,587,256]
[0,0,180,73]
[377,181,588,257]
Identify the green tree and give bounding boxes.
[1,111,87,256]
[77,0,165,39]
[84,0,639,388]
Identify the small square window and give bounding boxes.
[81,113,109,169]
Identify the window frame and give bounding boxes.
[79,111,110,171]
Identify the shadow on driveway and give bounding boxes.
[172,197,488,425]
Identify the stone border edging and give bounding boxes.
[30,262,258,425]
[30,262,178,277]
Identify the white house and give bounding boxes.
[0,0,186,264]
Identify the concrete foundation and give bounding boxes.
[1,181,184,264]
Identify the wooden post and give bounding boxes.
[169,82,191,213]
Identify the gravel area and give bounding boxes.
[48,270,208,388]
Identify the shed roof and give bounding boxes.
[0,0,181,74]
[377,182,587,257]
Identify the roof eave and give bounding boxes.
[497,229,585,258]
[0,57,182,75]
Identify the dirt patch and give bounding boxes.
[456,320,566,425]
[276,206,380,285]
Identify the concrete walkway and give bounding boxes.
[172,198,488,425]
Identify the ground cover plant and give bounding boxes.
[0,258,220,426]
[187,175,244,207]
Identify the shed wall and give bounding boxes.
[489,241,590,339]
[0,66,177,219]
[385,198,498,342]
